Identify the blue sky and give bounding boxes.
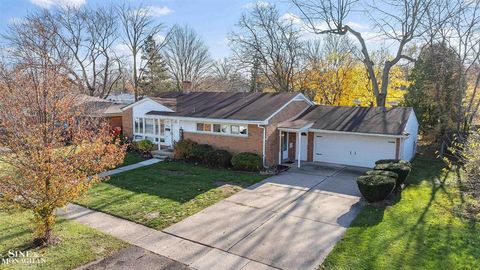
[0,0,379,59]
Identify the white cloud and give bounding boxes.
[30,0,86,9]
[243,1,270,9]
[139,6,173,17]
[280,13,302,25]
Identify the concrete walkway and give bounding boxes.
[60,162,366,270]
[98,158,162,177]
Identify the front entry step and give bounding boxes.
[152,148,174,160]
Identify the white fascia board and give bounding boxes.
[121,98,149,111]
[309,128,407,138]
[264,93,313,124]
[121,97,174,112]
[149,115,265,125]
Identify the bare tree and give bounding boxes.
[118,4,164,100]
[204,58,249,91]
[230,3,303,92]
[292,0,431,106]
[162,24,212,91]
[57,6,122,98]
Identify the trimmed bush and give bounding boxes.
[356,175,396,202]
[206,149,232,168]
[191,144,214,163]
[231,152,262,171]
[173,139,197,160]
[132,139,156,157]
[366,170,399,179]
[374,163,412,186]
[375,159,412,168]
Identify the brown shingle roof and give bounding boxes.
[146,92,300,121]
[281,105,413,135]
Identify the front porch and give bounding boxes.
[278,129,313,168]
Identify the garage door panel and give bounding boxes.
[314,133,396,167]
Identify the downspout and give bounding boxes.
[257,124,267,167]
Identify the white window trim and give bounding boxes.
[193,122,248,137]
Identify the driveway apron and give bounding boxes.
[163,163,367,270]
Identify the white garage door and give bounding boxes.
[313,132,397,168]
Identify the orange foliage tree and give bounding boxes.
[0,62,126,246]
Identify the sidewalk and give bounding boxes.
[98,158,162,177]
[58,204,277,270]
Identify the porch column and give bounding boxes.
[297,131,301,168]
[278,131,282,164]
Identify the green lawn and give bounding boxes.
[118,151,146,167]
[77,161,267,230]
[0,208,127,270]
[321,159,480,270]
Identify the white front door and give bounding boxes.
[314,132,396,167]
[296,132,308,161]
[162,120,173,147]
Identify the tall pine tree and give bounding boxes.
[139,35,172,96]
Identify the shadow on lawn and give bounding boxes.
[349,158,447,228]
[97,161,263,204]
[325,159,480,269]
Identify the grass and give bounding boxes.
[77,161,267,230]
[321,159,480,270]
[118,151,146,167]
[0,208,127,270]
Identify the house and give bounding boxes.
[76,94,125,131]
[121,91,418,168]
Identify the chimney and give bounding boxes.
[181,80,192,93]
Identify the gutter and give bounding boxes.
[257,124,267,167]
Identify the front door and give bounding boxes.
[281,132,289,161]
[161,120,173,147]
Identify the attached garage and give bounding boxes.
[313,132,397,168]
[278,105,419,168]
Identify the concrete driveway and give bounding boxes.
[164,163,367,270]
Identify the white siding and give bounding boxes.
[401,111,419,161]
[132,99,173,117]
[313,132,397,168]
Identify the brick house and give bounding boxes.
[121,91,418,168]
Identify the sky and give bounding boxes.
[0,0,383,59]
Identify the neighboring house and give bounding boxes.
[122,91,419,168]
[77,94,124,131]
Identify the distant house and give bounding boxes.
[76,95,124,131]
[122,91,418,168]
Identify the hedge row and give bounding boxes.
[173,139,262,171]
[356,159,412,202]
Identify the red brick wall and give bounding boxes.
[108,116,123,129]
[264,100,311,165]
[307,132,314,162]
[122,107,133,138]
[183,124,263,156]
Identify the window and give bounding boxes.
[231,125,239,134]
[239,125,247,135]
[145,118,155,134]
[221,124,228,133]
[213,124,221,133]
[204,123,212,132]
[196,123,204,131]
[134,118,143,133]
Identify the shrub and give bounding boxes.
[356,175,396,202]
[374,163,412,186]
[173,139,197,160]
[206,149,232,168]
[375,159,412,168]
[191,144,214,163]
[231,152,262,171]
[132,140,156,157]
[366,170,399,179]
